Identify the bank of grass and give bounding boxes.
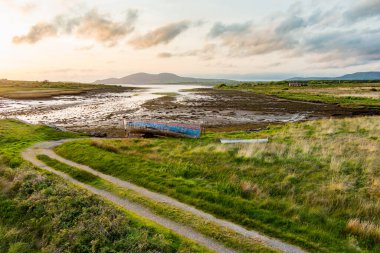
[0,119,82,168]
[0,119,205,253]
[0,165,206,253]
[37,154,277,253]
[0,79,127,99]
[56,116,380,252]
[216,82,380,108]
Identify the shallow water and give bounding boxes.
[1,84,329,132]
[0,84,205,129]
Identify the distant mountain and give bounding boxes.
[94,73,233,84]
[288,71,380,81]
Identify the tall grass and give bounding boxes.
[0,119,205,253]
[56,116,380,252]
[346,219,380,243]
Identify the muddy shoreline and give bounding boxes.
[1,86,379,137]
[142,88,380,131]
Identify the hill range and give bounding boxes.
[288,71,380,81]
[94,72,233,85]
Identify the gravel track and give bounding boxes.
[23,139,308,253]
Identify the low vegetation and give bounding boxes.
[0,79,127,99]
[153,92,179,96]
[56,116,380,252]
[0,119,205,252]
[0,165,205,253]
[0,119,82,168]
[37,154,277,253]
[216,82,380,108]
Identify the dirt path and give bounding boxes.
[22,142,235,253]
[23,139,307,253]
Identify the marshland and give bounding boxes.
[2,0,380,252]
[1,78,380,252]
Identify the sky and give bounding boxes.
[1,0,380,82]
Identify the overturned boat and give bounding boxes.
[126,121,202,138]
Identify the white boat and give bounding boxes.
[220,138,269,144]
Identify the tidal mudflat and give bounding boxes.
[1,84,377,136]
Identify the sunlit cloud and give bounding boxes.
[13,9,138,46]
[2,0,37,13]
[13,22,58,44]
[2,0,380,81]
[129,21,191,49]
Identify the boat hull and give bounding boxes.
[127,121,202,138]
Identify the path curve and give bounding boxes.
[22,141,234,253]
[23,139,307,253]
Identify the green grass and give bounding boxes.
[0,79,127,99]
[216,82,380,108]
[0,165,206,253]
[55,116,380,252]
[0,119,207,253]
[0,119,82,167]
[37,154,277,253]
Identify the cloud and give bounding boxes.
[344,0,380,22]
[75,45,95,51]
[158,44,217,60]
[43,68,96,74]
[2,0,36,13]
[129,21,191,49]
[207,18,301,57]
[208,21,251,37]
[275,15,307,35]
[305,29,380,67]
[157,52,173,58]
[208,21,295,57]
[13,9,138,46]
[205,2,380,68]
[73,9,138,46]
[13,23,57,44]
[222,31,296,56]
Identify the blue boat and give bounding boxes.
[127,121,202,138]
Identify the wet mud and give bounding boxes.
[142,88,380,132]
[1,86,379,137]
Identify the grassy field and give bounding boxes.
[0,119,207,253]
[37,154,277,253]
[216,82,380,108]
[0,79,127,99]
[55,116,380,252]
[0,119,82,168]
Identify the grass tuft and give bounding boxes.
[346,219,380,242]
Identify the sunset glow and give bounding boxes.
[1,0,380,82]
